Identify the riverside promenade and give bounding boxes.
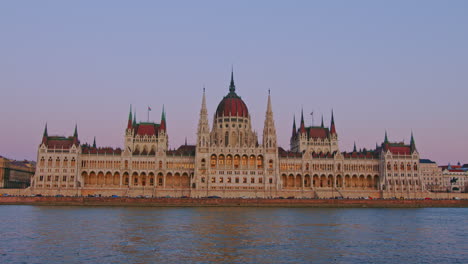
[0,196,467,208]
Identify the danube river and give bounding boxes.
[0,206,466,264]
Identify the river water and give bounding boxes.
[0,206,466,264]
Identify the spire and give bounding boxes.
[321,115,324,128]
[197,87,210,148]
[127,105,133,129]
[229,67,236,93]
[43,123,48,137]
[185,137,187,146]
[292,115,297,137]
[160,105,166,131]
[384,130,388,143]
[263,89,277,149]
[330,109,336,134]
[353,142,357,152]
[266,89,272,114]
[93,137,96,148]
[72,124,77,138]
[299,108,306,134]
[410,131,416,152]
[133,111,136,127]
[201,87,207,113]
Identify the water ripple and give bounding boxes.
[0,206,466,264]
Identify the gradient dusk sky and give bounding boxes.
[1,1,467,165]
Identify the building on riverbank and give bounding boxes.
[30,72,429,198]
[0,156,35,188]
[420,159,443,192]
[440,163,468,192]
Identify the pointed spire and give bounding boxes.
[384,130,388,143]
[133,111,136,127]
[321,115,324,128]
[43,123,48,137]
[410,131,416,152]
[127,105,133,129]
[185,137,187,146]
[266,90,272,113]
[330,109,336,134]
[160,105,166,131]
[201,87,207,112]
[229,67,236,93]
[93,137,96,148]
[353,142,357,152]
[161,105,166,121]
[299,108,306,134]
[292,115,297,137]
[73,124,78,138]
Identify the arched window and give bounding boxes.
[257,156,263,169]
[241,155,248,166]
[249,155,255,167]
[210,155,217,168]
[226,155,233,166]
[306,163,309,170]
[218,155,225,165]
[40,157,45,167]
[201,159,206,168]
[413,163,418,171]
[225,131,229,147]
[269,159,274,169]
[387,162,391,170]
[234,155,240,169]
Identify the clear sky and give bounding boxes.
[1,1,467,165]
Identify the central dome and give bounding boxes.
[215,72,249,118]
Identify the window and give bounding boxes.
[251,178,255,184]
[220,177,224,183]
[269,178,273,184]
[211,177,216,183]
[243,177,247,183]
[235,177,239,183]
[259,178,263,184]
[62,176,67,181]
[225,131,229,147]
[39,176,44,181]
[201,177,205,183]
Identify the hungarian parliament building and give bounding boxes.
[31,73,426,198]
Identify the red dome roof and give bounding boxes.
[216,94,248,117]
[215,71,249,118]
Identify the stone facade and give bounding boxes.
[31,72,431,197]
[420,159,444,191]
[440,164,468,192]
[0,156,35,188]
